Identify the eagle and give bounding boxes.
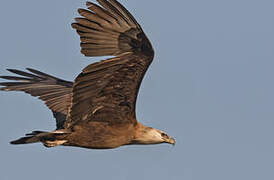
[0,0,175,149]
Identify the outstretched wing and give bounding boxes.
[67,0,154,127]
[0,68,73,129]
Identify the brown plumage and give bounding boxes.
[0,0,175,149]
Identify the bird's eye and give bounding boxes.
[161,133,168,138]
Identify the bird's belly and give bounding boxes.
[64,123,134,149]
[65,135,130,149]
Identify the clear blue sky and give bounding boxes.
[0,0,273,180]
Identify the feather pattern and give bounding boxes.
[66,0,154,127]
[71,0,153,57]
[0,68,73,129]
[1,0,176,149]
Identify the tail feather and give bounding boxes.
[25,131,47,136]
[10,130,70,147]
[10,135,41,145]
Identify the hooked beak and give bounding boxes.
[167,137,175,146]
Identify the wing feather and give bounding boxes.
[0,68,73,129]
[67,0,154,127]
[72,0,154,58]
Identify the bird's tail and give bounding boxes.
[10,130,70,148]
[10,131,46,144]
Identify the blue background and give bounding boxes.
[0,0,273,179]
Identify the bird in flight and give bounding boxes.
[0,0,175,149]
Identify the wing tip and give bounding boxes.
[25,67,34,72]
[6,69,17,73]
[86,1,94,7]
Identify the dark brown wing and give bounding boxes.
[0,68,73,129]
[67,0,154,127]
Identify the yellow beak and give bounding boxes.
[168,137,176,145]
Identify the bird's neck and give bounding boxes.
[131,123,162,145]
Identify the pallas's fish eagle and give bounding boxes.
[0,0,175,149]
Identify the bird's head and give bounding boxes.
[133,126,175,145]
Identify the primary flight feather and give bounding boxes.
[0,0,175,149]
